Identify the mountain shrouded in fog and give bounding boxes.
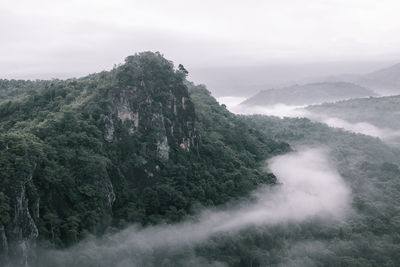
[3,0,400,265]
[306,95,400,130]
[0,52,289,266]
[241,82,376,107]
[325,62,400,95]
[2,52,400,267]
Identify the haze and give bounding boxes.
[1,0,400,96]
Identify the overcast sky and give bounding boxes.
[1,0,400,81]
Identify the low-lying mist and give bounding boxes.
[37,148,350,267]
[226,101,400,143]
[228,103,308,118]
[320,117,400,142]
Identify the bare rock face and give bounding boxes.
[0,52,197,266]
[103,115,115,141]
[8,168,39,267]
[104,52,197,161]
[0,224,8,264]
[103,175,116,209]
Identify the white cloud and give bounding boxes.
[216,96,247,109]
[1,0,400,79]
[229,102,400,143]
[230,103,310,118]
[319,117,400,142]
[38,148,351,266]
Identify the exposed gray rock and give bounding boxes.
[180,137,191,151]
[0,224,8,264]
[182,96,186,110]
[108,88,141,135]
[152,113,170,160]
[11,167,38,267]
[104,115,115,141]
[157,136,170,160]
[104,178,116,209]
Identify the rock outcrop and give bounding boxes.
[105,52,197,161]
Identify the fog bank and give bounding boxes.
[320,117,400,142]
[224,101,400,143]
[225,103,309,118]
[37,148,350,266]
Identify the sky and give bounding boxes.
[1,0,400,93]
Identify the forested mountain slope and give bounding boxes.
[0,52,288,266]
[307,95,400,130]
[237,115,400,266]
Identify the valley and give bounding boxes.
[1,53,400,267]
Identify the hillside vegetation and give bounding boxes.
[0,52,288,266]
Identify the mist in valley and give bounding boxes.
[222,99,400,145]
[36,148,351,267]
[2,1,400,266]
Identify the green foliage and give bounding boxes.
[0,52,287,259]
[307,95,400,130]
[3,52,400,266]
[226,114,400,266]
[0,192,10,226]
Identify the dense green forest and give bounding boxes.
[232,115,400,266]
[307,95,400,130]
[38,113,400,267]
[2,52,400,267]
[0,52,288,266]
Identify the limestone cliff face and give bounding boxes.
[0,224,8,264]
[0,52,198,267]
[10,180,38,267]
[1,165,39,267]
[104,52,197,161]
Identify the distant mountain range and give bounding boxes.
[241,82,376,106]
[241,62,400,107]
[325,63,400,95]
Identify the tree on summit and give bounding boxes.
[178,64,189,75]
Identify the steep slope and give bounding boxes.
[241,82,376,106]
[0,52,288,266]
